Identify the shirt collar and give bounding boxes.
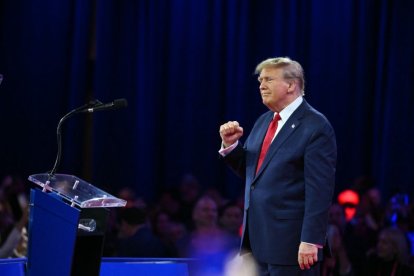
[276,96,303,121]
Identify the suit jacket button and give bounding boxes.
[250,185,255,190]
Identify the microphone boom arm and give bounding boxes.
[49,100,101,176]
[49,98,127,176]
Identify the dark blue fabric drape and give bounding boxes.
[1,0,413,200]
[0,0,93,175]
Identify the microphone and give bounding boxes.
[85,98,128,113]
[49,98,128,176]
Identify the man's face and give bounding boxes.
[377,233,396,261]
[258,67,291,112]
[193,198,218,227]
[220,206,243,232]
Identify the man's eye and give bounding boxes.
[259,78,272,83]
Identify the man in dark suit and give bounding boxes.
[116,207,169,257]
[219,57,336,275]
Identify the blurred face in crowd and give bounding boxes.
[155,212,171,237]
[328,204,346,228]
[377,232,396,261]
[367,188,381,206]
[193,197,218,228]
[220,205,243,233]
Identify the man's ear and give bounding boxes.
[287,81,296,93]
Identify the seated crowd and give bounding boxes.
[1,174,413,275]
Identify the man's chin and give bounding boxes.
[262,102,277,112]
[262,99,271,107]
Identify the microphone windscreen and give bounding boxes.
[114,98,128,109]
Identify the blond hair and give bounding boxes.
[255,57,305,95]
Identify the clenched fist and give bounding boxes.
[219,121,244,148]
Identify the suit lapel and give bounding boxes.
[247,113,274,180]
[253,100,309,179]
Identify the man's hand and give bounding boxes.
[298,242,318,270]
[219,121,243,147]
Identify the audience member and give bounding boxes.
[158,189,182,222]
[104,186,147,256]
[149,210,179,257]
[115,207,169,257]
[176,195,239,276]
[343,206,379,275]
[323,224,353,276]
[218,201,243,238]
[358,187,384,231]
[117,186,147,208]
[205,186,228,209]
[0,174,29,258]
[328,203,347,234]
[363,227,414,275]
[176,173,202,229]
[2,171,413,276]
[0,206,28,258]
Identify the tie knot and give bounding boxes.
[274,113,281,121]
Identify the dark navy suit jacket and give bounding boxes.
[223,100,337,265]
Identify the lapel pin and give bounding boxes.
[291,124,295,128]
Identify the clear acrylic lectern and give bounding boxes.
[26,173,126,276]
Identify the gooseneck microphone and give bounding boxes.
[85,98,128,113]
[49,98,128,176]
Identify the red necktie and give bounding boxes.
[256,113,281,174]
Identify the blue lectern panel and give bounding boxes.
[27,189,80,276]
[0,258,26,276]
[100,260,189,276]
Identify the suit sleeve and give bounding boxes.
[301,120,337,245]
[221,143,247,181]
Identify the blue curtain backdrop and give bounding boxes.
[0,0,413,200]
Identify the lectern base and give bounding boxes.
[26,189,109,276]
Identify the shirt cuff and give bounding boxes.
[301,241,323,249]
[218,141,239,156]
